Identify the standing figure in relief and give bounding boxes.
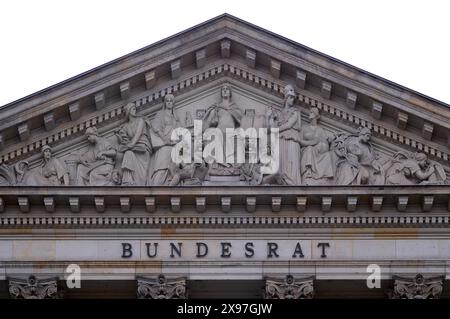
[276,84,302,185]
[149,94,180,185]
[334,127,384,185]
[75,127,117,186]
[298,107,334,185]
[38,145,69,186]
[116,102,153,186]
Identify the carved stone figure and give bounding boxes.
[169,161,208,186]
[275,84,302,185]
[333,127,384,185]
[203,83,244,176]
[0,161,29,186]
[149,94,180,185]
[264,275,314,299]
[385,151,446,185]
[116,102,153,186]
[29,145,69,186]
[75,127,117,186]
[299,107,335,185]
[389,274,444,299]
[8,275,59,299]
[203,83,243,133]
[136,274,187,299]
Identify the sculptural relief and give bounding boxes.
[1,83,448,187]
[75,127,117,186]
[149,94,180,185]
[26,145,69,186]
[333,127,384,185]
[116,102,153,186]
[274,84,302,185]
[385,151,446,185]
[298,107,335,185]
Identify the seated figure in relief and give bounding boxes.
[75,127,117,186]
[116,102,153,186]
[385,151,446,185]
[149,94,180,185]
[37,145,69,186]
[298,107,335,185]
[333,127,384,185]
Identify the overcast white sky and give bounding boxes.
[0,0,449,106]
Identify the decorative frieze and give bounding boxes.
[390,274,444,299]
[136,274,187,299]
[8,275,59,299]
[0,62,448,168]
[264,275,314,299]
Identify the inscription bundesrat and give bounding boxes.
[120,241,330,259]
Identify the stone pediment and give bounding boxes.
[0,14,449,187]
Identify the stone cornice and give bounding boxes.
[0,186,449,224]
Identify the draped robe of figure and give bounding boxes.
[76,138,115,186]
[335,135,383,185]
[299,124,334,185]
[26,158,68,186]
[117,117,152,186]
[278,107,302,185]
[150,109,180,185]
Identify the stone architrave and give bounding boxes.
[8,275,59,299]
[264,275,314,299]
[390,274,444,299]
[136,274,187,299]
